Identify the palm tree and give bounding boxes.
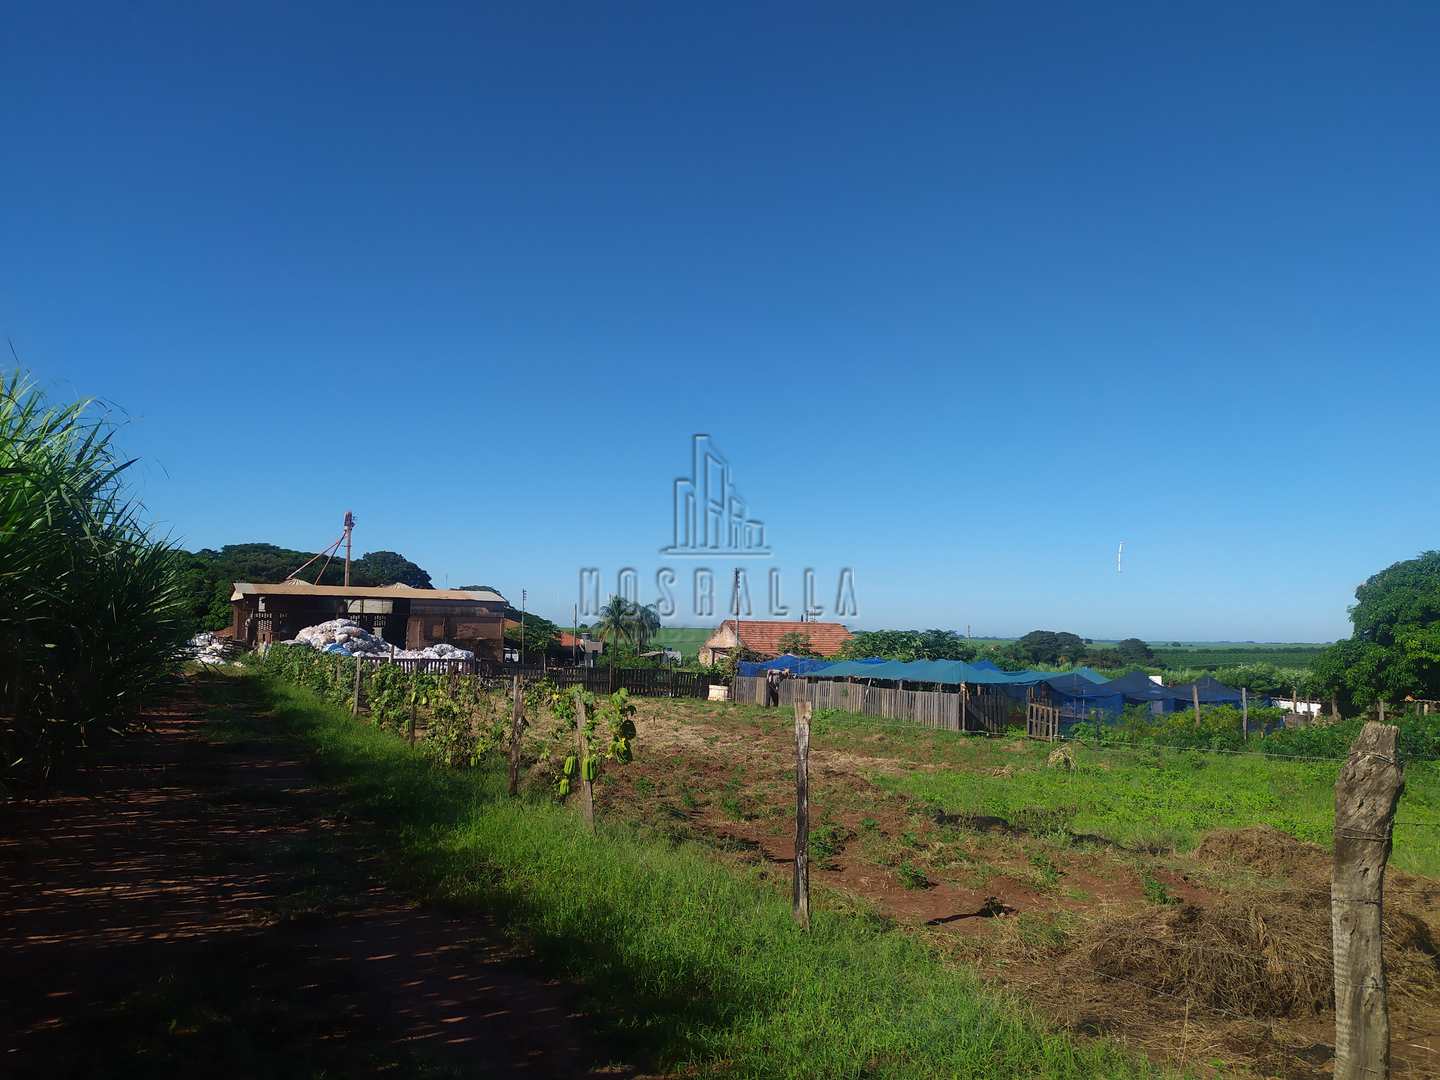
[595,595,635,648]
[632,602,662,651]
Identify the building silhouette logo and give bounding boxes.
[661,434,771,557]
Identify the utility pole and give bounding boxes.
[733,567,742,661]
[520,588,527,667]
[573,603,579,667]
[342,510,355,586]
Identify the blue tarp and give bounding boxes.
[737,654,837,676]
[1168,675,1253,706]
[808,658,1112,688]
[1097,669,1190,709]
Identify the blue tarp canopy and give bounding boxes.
[737,654,837,676]
[1039,673,1126,720]
[808,658,1111,688]
[1098,669,1190,707]
[1170,675,1246,705]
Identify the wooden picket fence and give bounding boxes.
[733,676,1021,734]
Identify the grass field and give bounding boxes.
[650,626,710,660]
[214,671,1163,1079]
[233,664,1440,1077]
[1143,644,1330,669]
[601,697,1440,1076]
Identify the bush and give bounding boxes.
[1105,703,1286,752]
[1262,710,1440,762]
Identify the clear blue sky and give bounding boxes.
[6,3,1438,641]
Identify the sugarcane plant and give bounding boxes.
[0,373,189,795]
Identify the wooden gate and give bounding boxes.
[1025,688,1061,740]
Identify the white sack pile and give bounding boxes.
[279,618,476,661]
[189,631,240,666]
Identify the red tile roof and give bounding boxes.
[719,619,852,657]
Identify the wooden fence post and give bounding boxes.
[793,700,812,930]
[407,692,417,746]
[1192,684,1202,727]
[574,690,595,832]
[1332,721,1405,1080]
[507,675,525,797]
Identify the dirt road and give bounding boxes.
[0,682,629,1079]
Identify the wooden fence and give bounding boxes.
[353,657,710,699]
[733,677,1024,734]
[1025,698,1062,740]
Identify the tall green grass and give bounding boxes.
[0,373,187,793]
[231,671,1164,1079]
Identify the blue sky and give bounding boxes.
[5,3,1438,640]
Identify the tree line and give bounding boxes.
[832,629,1156,669]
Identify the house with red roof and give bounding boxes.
[698,619,852,665]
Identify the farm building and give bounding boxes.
[230,582,507,659]
[558,630,605,666]
[698,619,852,665]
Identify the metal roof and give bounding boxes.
[231,581,506,603]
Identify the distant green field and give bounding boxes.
[651,626,710,660]
[1145,644,1329,669]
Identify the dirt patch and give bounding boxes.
[0,681,632,1079]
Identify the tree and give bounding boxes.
[1313,551,1440,711]
[632,603,662,651]
[776,631,818,657]
[835,629,976,662]
[1016,630,1086,665]
[505,613,560,660]
[1115,638,1155,664]
[351,550,432,589]
[458,584,501,594]
[594,595,635,647]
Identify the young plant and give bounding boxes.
[543,685,638,807]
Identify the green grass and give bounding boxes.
[634,698,1440,878]
[650,626,711,661]
[214,671,1165,1079]
[1144,645,1329,669]
[877,741,1440,877]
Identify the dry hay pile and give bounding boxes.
[989,827,1440,1076]
[1074,828,1440,1020]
